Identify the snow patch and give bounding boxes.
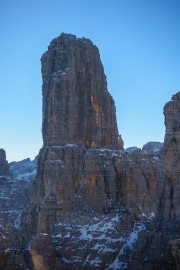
[16,170,36,180]
[107,222,146,270]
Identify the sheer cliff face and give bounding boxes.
[126,93,180,270]
[0,149,9,177]
[30,34,165,224]
[28,34,166,234]
[22,35,180,269]
[41,33,123,149]
[163,92,180,219]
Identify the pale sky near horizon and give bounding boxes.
[0,0,180,162]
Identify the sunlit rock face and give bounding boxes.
[162,92,180,220]
[33,34,165,229]
[41,33,123,149]
[23,34,179,270]
[0,149,10,177]
[30,145,165,234]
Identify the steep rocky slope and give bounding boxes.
[163,92,180,220]
[0,155,37,269]
[127,93,180,270]
[0,156,37,227]
[23,34,178,270]
[142,141,164,155]
[9,156,38,181]
[0,33,179,269]
[27,34,165,234]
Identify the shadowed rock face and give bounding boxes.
[0,149,10,177]
[163,92,180,220]
[127,92,180,270]
[41,33,123,149]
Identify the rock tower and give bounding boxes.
[163,92,180,219]
[23,35,179,270]
[41,33,123,149]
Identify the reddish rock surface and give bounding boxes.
[28,146,165,237]
[16,34,180,270]
[23,34,171,270]
[41,33,123,149]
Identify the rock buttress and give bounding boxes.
[27,34,165,235]
[24,34,172,270]
[41,33,123,149]
[128,93,180,270]
[162,92,180,219]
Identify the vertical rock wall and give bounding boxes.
[41,33,123,149]
[128,93,180,269]
[23,34,180,270]
[162,92,180,220]
[28,34,167,236]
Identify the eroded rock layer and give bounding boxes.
[41,33,123,149]
[29,146,165,235]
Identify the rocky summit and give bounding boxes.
[41,33,123,149]
[0,34,180,270]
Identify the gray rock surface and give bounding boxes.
[0,149,10,177]
[142,141,164,155]
[10,156,37,181]
[0,155,37,269]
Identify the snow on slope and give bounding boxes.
[9,156,38,181]
[47,210,149,269]
[0,156,38,230]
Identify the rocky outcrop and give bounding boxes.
[142,142,164,156]
[127,93,180,270]
[0,153,36,270]
[41,33,123,149]
[0,149,10,177]
[28,146,165,235]
[10,33,177,270]
[22,34,171,270]
[10,156,37,181]
[162,92,180,220]
[128,219,179,270]
[29,34,165,233]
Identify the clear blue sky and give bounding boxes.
[0,0,180,162]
